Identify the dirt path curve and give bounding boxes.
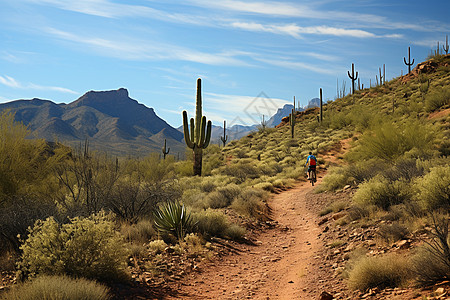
[167,178,325,300]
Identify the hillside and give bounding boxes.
[0,88,185,157]
[0,55,448,300]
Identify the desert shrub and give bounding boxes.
[200,180,216,193]
[205,184,241,209]
[120,219,155,244]
[153,201,194,241]
[347,205,370,221]
[353,175,412,210]
[348,120,435,161]
[173,160,194,177]
[192,209,229,238]
[318,169,349,191]
[107,179,181,222]
[411,214,450,285]
[224,224,246,241]
[425,86,450,112]
[222,162,259,183]
[346,159,386,184]
[231,188,267,219]
[347,254,411,291]
[253,182,275,193]
[148,239,167,254]
[415,166,450,210]
[0,197,57,254]
[377,223,410,244]
[19,213,129,283]
[383,158,425,181]
[0,275,111,300]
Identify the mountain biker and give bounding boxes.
[305,152,317,180]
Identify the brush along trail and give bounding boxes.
[166,177,327,299]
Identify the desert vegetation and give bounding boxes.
[0,54,449,298]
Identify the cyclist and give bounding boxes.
[305,152,317,181]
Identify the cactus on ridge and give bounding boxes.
[289,108,295,139]
[444,35,449,55]
[182,78,212,176]
[403,47,415,74]
[347,63,359,94]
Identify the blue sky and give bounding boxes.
[1,0,449,127]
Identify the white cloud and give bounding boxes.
[0,75,78,94]
[45,27,252,66]
[254,57,336,75]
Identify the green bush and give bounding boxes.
[0,275,111,300]
[415,166,450,210]
[347,254,411,291]
[353,175,412,210]
[349,120,435,161]
[205,184,241,209]
[19,213,129,283]
[224,224,246,241]
[425,86,450,112]
[231,188,267,219]
[192,209,229,238]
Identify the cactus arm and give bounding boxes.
[347,70,352,78]
[190,118,195,146]
[182,111,194,149]
[202,120,212,149]
[199,116,207,147]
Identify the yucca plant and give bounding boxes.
[153,201,194,240]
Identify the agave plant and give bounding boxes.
[153,201,194,240]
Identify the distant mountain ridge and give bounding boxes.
[0,88,185,157]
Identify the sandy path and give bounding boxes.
[167,178,324,300]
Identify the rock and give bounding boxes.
[318,217,328,226]
[332,212,346,220]
[319,291,334,300]
[435,287,445,295]
[396,240,411,250]
[343,185,351,190]
[323,226,330,233]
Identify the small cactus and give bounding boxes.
[220,120,228,147]
[444,35,449,55]
[347,63,359,94]
[162,139,170,160]
[403,46,415,74]
[182,78,212,176]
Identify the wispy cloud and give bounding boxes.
[0,75,78,94]
[45,27,252,66]
[254,57,336,75]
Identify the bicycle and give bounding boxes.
[308,168,317,186]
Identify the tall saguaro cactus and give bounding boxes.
[319,88,323,123]
[403,47,415,74]
[443,35,449,55]
[347,63,358,94]
[289,108,295,138]
[162,139,170,160]
[182,78,212,176]
[220,120,228,147]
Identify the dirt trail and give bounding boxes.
[167,178,325,300]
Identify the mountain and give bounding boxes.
[0,89,185,157]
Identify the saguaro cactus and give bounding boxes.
[444,35,449,55]
[182,78,212,176]
[220,120,228,147]
[289,108,295,138]
[347,63,358,94]
[319,88,323,122]
[403,47,415,74]
[162,139,170,160]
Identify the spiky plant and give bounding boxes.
[220,120,228,147]
[182,78,212,176]
[162,139,170,160]
[153,201,194,241]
